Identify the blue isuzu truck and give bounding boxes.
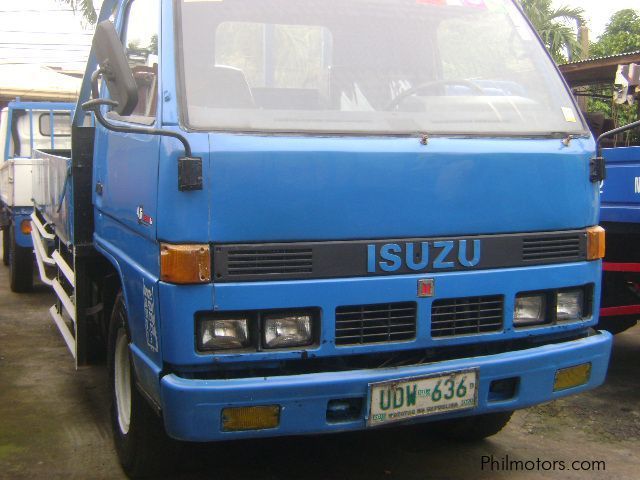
[30,0,612,476]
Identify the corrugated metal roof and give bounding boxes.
[558,51,640,87]
[0,64,80,102]
[560,50,640,67]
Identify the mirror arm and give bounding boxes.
[90,68,105,100]
[588,119,640,183]
[82,96,202,191]
[82,98,193,158]
[596,119,640,156]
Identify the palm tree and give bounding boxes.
[58,0,97,25]
[519,0,585,63]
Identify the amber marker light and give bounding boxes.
[586,226,605,260]
[160,243,211,284]
[221,405,280,432]
[553,363,591,391]
[20,219,32,235]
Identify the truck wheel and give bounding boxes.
[598,316,638,335]
[9,226,33,293]
[108,292,178,478]
[430,411,513,442]
[2,228,9,266]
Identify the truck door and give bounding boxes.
[94,0,160,244]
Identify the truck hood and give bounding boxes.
[205,134,597,243]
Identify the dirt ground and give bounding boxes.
[0,262,638,479]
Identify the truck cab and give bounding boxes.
[0,101,74,292]
[30,0,612,477]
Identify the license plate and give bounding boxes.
[368,369,478,426]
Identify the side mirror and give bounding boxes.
[92,20,138,116]
[82,21,202,191]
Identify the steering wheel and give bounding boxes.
[385,79,485,110]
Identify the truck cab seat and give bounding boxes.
[192,65,255,109]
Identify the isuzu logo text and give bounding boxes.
[367,240,481,273]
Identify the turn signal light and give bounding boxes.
[20,219,32,235]
[586,226,605,260]
[553,363,591,391]
[160,243,211,284]
[221,405,280,431]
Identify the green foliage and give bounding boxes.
[590,9,640,58]
[519,0,585,63]
[586,9,640,143]
[58,0,97,25]
[215,23,326,89]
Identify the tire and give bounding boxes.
[598,316,638,335]
[599,272,640,335]
[430,411,513,442]
[2,228,9,266]
[108,292,178,478]
[9,226,33,293]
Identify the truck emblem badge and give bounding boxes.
[136,205,153,226]
[417,278,434,298]
[367,240,481,273]
[143,282,159,352]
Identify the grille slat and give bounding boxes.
[523,250,580,256]
[228,251,312,258]
[228,258,312,265]
[335,302,417,346]
[523,243,580,251]
[522,234,582,262]
[228,265,312,272]
[432,306,502,314]
[226,248,313,276]
[336,315,416,323]
[336,331,416,341]
[336,307,416,314]
[431,295,504,338]
[336,323,416,332]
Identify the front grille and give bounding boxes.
[431,296,504,338]
[226,248,313,277]
[522,234,583,262]
[335,302,417,346]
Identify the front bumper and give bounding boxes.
[160,329,612,441]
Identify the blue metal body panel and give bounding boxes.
[198,135,598,243]
[600,146,640,224]
[159,330,612,441]
[157,261,601,368]
[152,134,599,244]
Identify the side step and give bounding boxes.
[30,212,79,362]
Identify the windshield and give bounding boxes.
[178,0,586,135]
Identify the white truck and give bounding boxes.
[0,100,74,291]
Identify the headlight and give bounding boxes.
[557,289,584,321]
[198,317,249,350]
[514,294,546,327]
[263,313,312,348]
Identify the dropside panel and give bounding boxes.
[600,146,640,224]
[32,149,72,246]
[0,160,14,206]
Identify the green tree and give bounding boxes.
[590,9,640,58]
[519,0,585,63]
[587,9,640,142]
[58,0,98,25]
